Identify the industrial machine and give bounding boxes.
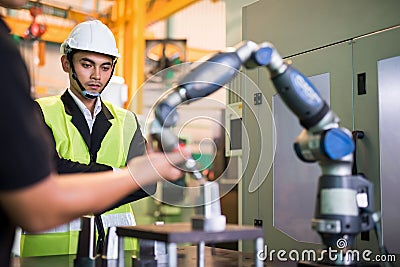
[147,40,383,265]
[240,3,400,265]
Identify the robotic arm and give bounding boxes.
[151,41,355,175]
[149,41,262,179]
[150,41,377,265]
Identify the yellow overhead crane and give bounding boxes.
[3,0,218,113]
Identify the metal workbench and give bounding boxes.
[116,222,264,267]
[13,246,277,267]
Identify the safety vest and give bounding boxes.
[20,96,138,257]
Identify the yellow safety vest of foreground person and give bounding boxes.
[20,96,139,257]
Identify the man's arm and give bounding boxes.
[102,114,155,212]
[57,159,112,173]
[0,151,186,233]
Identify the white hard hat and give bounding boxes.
[60,20,120,58]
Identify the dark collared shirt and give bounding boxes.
[0,17,53,266]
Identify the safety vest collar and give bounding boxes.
[61,90,115,120]
[60,90,114,153]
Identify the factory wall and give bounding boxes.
[239,0,400,259]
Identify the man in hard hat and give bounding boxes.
[20,20,154,257]
[0,2,188,266]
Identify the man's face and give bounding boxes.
[0,0,28,8]
[63,51,114,100]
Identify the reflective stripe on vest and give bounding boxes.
[36,96,137,168]
[36,212,136,233]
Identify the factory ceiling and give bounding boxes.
[2,0,202,43]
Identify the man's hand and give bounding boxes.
[126,148,191,187]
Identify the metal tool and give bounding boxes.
[74,216,99,267]
[191,181,226,232]
[132,222,168,267]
